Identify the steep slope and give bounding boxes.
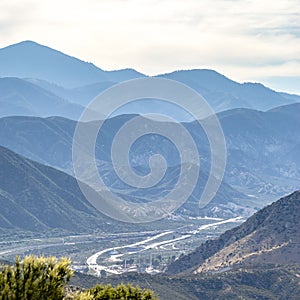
[0,41,145,88]
[0,146,121,234]
[0,77,85,119]
[0,115,251,219]
[167,190,300,274]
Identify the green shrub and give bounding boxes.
[0,256,158,299]
[0,255,73,300]
[75,284,158,300]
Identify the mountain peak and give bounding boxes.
[1,40,40,49]
[0,40,109,87]
[1,40,62,54]
[0,41,147,88]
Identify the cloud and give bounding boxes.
[0,0,299,93]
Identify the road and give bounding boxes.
[86,217,244,275]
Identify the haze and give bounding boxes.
[0,0,299,93]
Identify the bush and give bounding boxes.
[0,255,73,300]
[0,256,158,299]
[74,284,158,300]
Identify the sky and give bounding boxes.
[0,0,299,93]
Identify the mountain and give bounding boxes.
[0,145,126,234]
[29,69,300,113]
[0,41,145,88]
[26,78,116,106]
[0,77,85,119]
[218,103,300,196]
[0,103,299,211]
[166,190,300,274]
[0,116,76,172]
[158,69,299,112]
[1,41,298,114]
[0,115,252,219]
[279,92,300,103]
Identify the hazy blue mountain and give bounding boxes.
[0,146,125,234]
[28,69,300,114]
[0,115,251,219]
[0,77,86,119]
[0,115,76,171]
[157,69,298,112]
[218,103,300,196]
[0,41,145,88]
[279,92,300,103]
[26,78,116,106]
[1,41,298,115]
[0,103,298,201]
[167,190,300,274]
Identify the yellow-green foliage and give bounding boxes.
[74,284,158,300]
[0,256,158,300]
[0,255,73,300]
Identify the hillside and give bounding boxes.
[158,69,298,112]
[0,146,126,234]
[71,265,300,300]
[0,77,84,119]
[0,41,145,88]
[0,115,253,219]
[167,190,300,274]
[1,103,299,200]
[218,103,300,196]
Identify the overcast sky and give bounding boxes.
[0,0,299,93]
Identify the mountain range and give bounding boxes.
[0,103,298,206]
[0,77,84,119]
[0,41,299,119]
[0,41,145,88]
[0,143,249,234]
[0,39,299,299]
[0,38,299,223]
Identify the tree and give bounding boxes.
[0,255,73,300]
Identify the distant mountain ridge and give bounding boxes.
[0,41,145,88]
[0,115,250,219]
[167,190,300,274]
[157,69,298,112]
[0,77,85,119]
[0,103,298,201]
[0,40,298,117]
[0,145,122,234]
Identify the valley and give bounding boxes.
[0,38,299,299]
[0,216,244,276]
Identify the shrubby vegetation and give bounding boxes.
[71,284,157,300]
[0,256,157,300]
